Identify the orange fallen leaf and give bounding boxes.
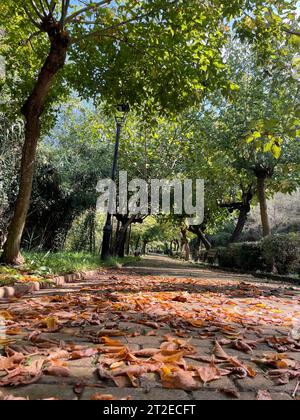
[5,328,22,336]
[101,337,124,347]
[162,369,200,391]
[71,348,98,360]
[45,317,57,330]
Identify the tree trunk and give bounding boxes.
[188,225,211,250]
[181,228,190,261]
[257,176,271,237]
[142,240,148,255]
[116,227,127,258]
[230,207,248,243]
[125,224,132,256]
[197,228,211,250]
[1,28,69,265]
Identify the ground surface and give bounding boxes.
[1,255,300,401]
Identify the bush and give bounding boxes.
[218,242,264,271]
[217,234,300,276]
[239,242,264,271]
[211,232,232,247]
[262,234,300,275]
[217,245,242,269]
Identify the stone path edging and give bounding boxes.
[0,269,102,299]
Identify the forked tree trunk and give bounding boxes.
[1,28,70,265]
[257,176,271,237]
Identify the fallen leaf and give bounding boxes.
[214,341,230,360]
[220,388,240,399]
[101,337,124,347]
[196,363,221,384]
[44,366,71,377]
[257,390,272,400]
[162,369,200,391]
[71,348,98,360]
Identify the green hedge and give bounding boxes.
[262,233,300,275]
[217,233,300,276]
[218,242,264,272]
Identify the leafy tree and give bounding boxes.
[1,0,297,263]
[24,99,113,250]
[198,42,300,238]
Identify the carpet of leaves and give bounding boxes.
[1,271,300,400]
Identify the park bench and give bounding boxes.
[205,249,218,265]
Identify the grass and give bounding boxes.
[0,252,139,287]
[22,251,138,276]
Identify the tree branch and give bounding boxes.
[65,0,113,24]
[71,11,156,44]
[38,0,48,16]
[60,0,70,27]
[45,0,57,14]
[283,27,300,37]
[22,2,42,29]
[71,0,179,44]
[29,0,45,19]
[102,34,159,63]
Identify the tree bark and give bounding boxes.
[188,225,211,250]
[116,226,127,258]
[197,228,211,250]
[221,190,253,244]
[257,176,271,237]
[230,208,248,243]
[1,27,70,265]
[181,228,190,261]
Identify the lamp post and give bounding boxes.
[101,103,130,260]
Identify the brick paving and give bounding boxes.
[0,256,300,400]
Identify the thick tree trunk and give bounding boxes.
[1,29,69,265]
[257,176,271,237]
[116,227,127,258]
[230,208,248,243]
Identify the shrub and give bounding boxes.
[211,232,232,247]
[262,234,300,275]
[218,242,264,272]
[239,242,264,271]
[217,244,242,269]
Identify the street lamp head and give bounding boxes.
[115,103,130,125]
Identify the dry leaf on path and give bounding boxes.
[162,369,200,391]
[257,390,272,400]
[44,365,71,377]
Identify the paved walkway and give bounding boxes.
[0,256,300,400]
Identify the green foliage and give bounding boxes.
[65,211,105,253]
[262,234,300,275]
[22,251,102,275]
[22,251,137,275]
[218,242,265,272]
[0,113,23,232]
[218,234,300,276]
